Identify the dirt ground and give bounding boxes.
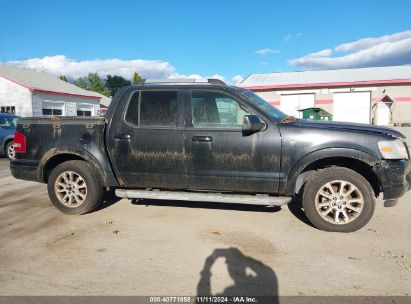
[0,158,410,296]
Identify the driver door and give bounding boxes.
[184,89,282,194]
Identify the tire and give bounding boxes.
[302,167,376,232]
[47,160,103,215]
[5,141,15,160]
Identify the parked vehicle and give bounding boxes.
[10,79,411,232]
[0,112,20,159]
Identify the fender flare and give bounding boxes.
[38,147,107,183]
[284,148,380,194]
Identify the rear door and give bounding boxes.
[107,89,187,189]
[184,89,282,194]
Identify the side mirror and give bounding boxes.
[243,115,266,135]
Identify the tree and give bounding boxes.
[59,75,68,82]
[74,73,111,97]
[74,77,88,90]
[106,75,131,96]
[132,72,142,84]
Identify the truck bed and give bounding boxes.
[12,116,117,186]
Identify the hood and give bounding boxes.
[293,119,405,139]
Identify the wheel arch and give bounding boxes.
[287,148,382,197]
[40,148,106,185]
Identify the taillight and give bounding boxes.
[14,131,26,153]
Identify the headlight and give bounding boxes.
[378,139,409,160]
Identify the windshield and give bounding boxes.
[0,116,18,129]
[236,88,288,121]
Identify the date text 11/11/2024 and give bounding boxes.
[149,296,259,303]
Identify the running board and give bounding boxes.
[115,189,291,206]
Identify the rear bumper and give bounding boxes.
[10,159,41,182]
[373,160,411,201]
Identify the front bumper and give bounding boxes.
[373,159,411,202]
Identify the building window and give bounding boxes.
[77,104,95,117]
[42,101,64,116]
[42,109,62,116]
[77,110,92,116]
[1,106,16,114]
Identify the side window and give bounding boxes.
[125,91,178,127]
[125,91,140,125]
[191,90,249,128]
[140,91,178,127]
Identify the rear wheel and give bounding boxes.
[47,160,103,214]
[6,141,15,160]
[302,167,376,232]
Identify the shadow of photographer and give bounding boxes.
[197,247,278,301]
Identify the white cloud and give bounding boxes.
[2,55,227,82]
[288,30,411,70]
[3,55,177,80]
[283,33,302,42]
[255,48,279,55]
[303,49,333,58]
[231,75,244,85]
[335,30,411,52]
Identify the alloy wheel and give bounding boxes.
[7,143,15,159]
[54,171,88,208]
[315,180,364,225]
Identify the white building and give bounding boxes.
[0,65,101,117]
[240,66,411,125]
[93,92,112,115]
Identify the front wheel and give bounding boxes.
[302,167,376,232]
[47,160,103,214]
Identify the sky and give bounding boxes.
[1,0,411,84]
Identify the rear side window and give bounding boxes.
[125,91,178,127]
[125,92,140,125]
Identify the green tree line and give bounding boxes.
[59,72,142,97]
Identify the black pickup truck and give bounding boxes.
[10,79,411,232]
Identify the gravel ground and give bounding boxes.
[0,158,410,296]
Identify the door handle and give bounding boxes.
[114,134,132,140]
[192,136,213,142]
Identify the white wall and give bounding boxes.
[32,92,100,117]
[393,127,411,148]
[254,84,411,125]
[0,77,33,116]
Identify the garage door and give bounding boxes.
[280,94,315,118]
[333,92,371,124]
